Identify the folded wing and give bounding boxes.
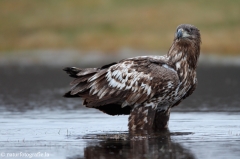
[64,57,180,115]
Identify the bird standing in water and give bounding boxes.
[64,24,201,131]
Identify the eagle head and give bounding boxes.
[175,24,201,44]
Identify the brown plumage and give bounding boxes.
[63,24,201,131]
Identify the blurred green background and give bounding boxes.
[0,0,240,55]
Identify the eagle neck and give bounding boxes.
[166,41,200,82]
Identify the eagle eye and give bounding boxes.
[185,28,191,33]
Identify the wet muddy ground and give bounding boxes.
[0,65,240,159]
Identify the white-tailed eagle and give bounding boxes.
[63,24,201,131]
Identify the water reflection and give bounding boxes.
[70,130,195,159]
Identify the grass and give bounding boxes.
[0,0,240,54]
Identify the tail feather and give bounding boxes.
[63,67,82,78]
[63,91,79,98]
[76,68,98,76]
[63,66,101,98]
[70,74,93,85]
[71,81,91,95]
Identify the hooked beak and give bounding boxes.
[177,28,183,40]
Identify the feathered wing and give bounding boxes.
[64,56,180,116]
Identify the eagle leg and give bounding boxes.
[128,104,157,131]
[128,105,171,131]
[152,108,171,130]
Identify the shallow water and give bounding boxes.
[0,65,240,159]
[1,111,240,159]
